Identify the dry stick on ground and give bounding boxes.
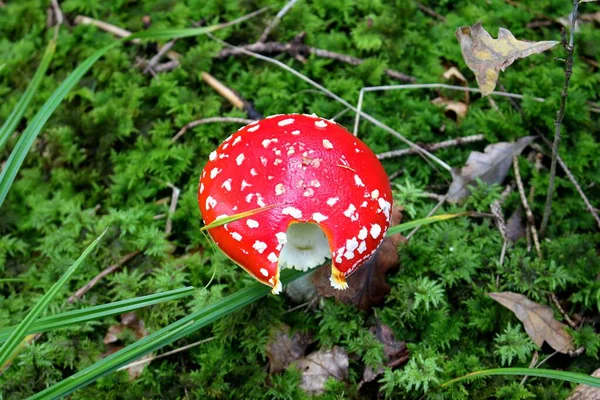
[416,2,446,21]
[144,39,178,73]
[549,292,578,329]
[540,0,580,236]
[201,72,263,120]
[377,134,485,160]
[67,251,141,303]
[258,0,299,43]
[217,39,416,83]
[490,201,508,266]
[173,117,254,142]
[532,142,600,229]
[513,156,542,258]
[165,183,181,235]
[50,0,64,38]
[119,337,216,371]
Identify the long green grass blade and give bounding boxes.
[0,230,106,369]
[0,10,264,208]
[29,269,309,400]
[0,39,56,151]
[441,367,600,388]
[0,287,194,343]
[386,212,470,236]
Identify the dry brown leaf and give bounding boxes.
[447,136,535,203]
[489,292,575,354]
[455,22,558,96]
[567,368,600,400]
[266,324,312,374]
[294,346,348,395]
[103,312,151,380]
[361,325,409,385]
[443,66,467,82]
[312,206,406,310]
[431,97,468,121]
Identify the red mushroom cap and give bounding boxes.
[198,114,393,294]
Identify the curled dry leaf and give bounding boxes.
[293,346,349,395]
[312,206,406,310]
[567,368,600,400]
[447,135,535,203]
[489,292,575,354]
[455,22,558,96]
[361,324,409,385]
[443,66,467,82]
[431,97,468,121]
[266,324,312,374]
[103,312,151,380]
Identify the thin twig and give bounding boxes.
[540,0,579,236]
[258,0,299,43]
[377,134,485,160]
[173,117,254,142]
[67,251,141,303]
[165,183,180,235]
[144,39,177,73]
[520,350,539,385]
[201,72,263,120]
[74,15,141,44]
[118,337,215,371]
[353,84,545,136]
[532,142,600,229]
[416,2,446,21]
[50,0,64,39]
[549,292,577,329]
[513,157,542,258]
[218,41,416,83]
[208,34,451,173]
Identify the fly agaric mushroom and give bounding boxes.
[198,114,393,294]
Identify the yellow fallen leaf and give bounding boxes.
[455,22,559,96]
[489,292,575,354]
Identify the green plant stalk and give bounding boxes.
[386,212,470,236]
[0,9,266,208]
[0,287,195,343]
[441,367,600,388]
[0,230,106,369]
[29,268,308,400]
[0,39,56,152]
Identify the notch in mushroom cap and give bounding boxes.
[198,114,393,294]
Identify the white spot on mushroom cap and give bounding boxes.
[291,130,300,135]
[250,168,258,176]
[358,241,367,254]
[209,151,217,161]
[346,237,359,252]
[378,198,391,219]
[276,232,287,245]
[371,189,380,199]
[303,188,314,197]
[274,159,283,166]
[236,153,245,166]
[358,227,368,240]
[370,224,382,239]
[256,195,266,207]
[278,118,294,126]
[210,168,222,179]
[260,268,269,277]
[327,197,339,206]
[343,204,356,218]
[260,156,267,166]
[245,193,254,203]
[267,252,278,263]
[287,147,295,155]
[275,183,285,196]
[231,232,243,241]
[232,136,242,146]
[199,183,204,194]
[219,153,229,159]
[248,124,260,132]
[253,241,267,254]
[354,175,365,187]
[310,180,320,188]
[315,120,328,128]
[312,212,328,222]
[206,196,217,210]
[322,139,333,149]
[246,219,259,228]
[221,179,232,191]
[241,180,252,190]
[282,207,302,219]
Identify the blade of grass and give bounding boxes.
[386,212,470,236]
[200,204,280,231]
[0,230,106,369]
[0,39,56,152]
[0,9,266,208]
[0,287,194,343]
[29,268,309,400]
[440,367,600,388]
